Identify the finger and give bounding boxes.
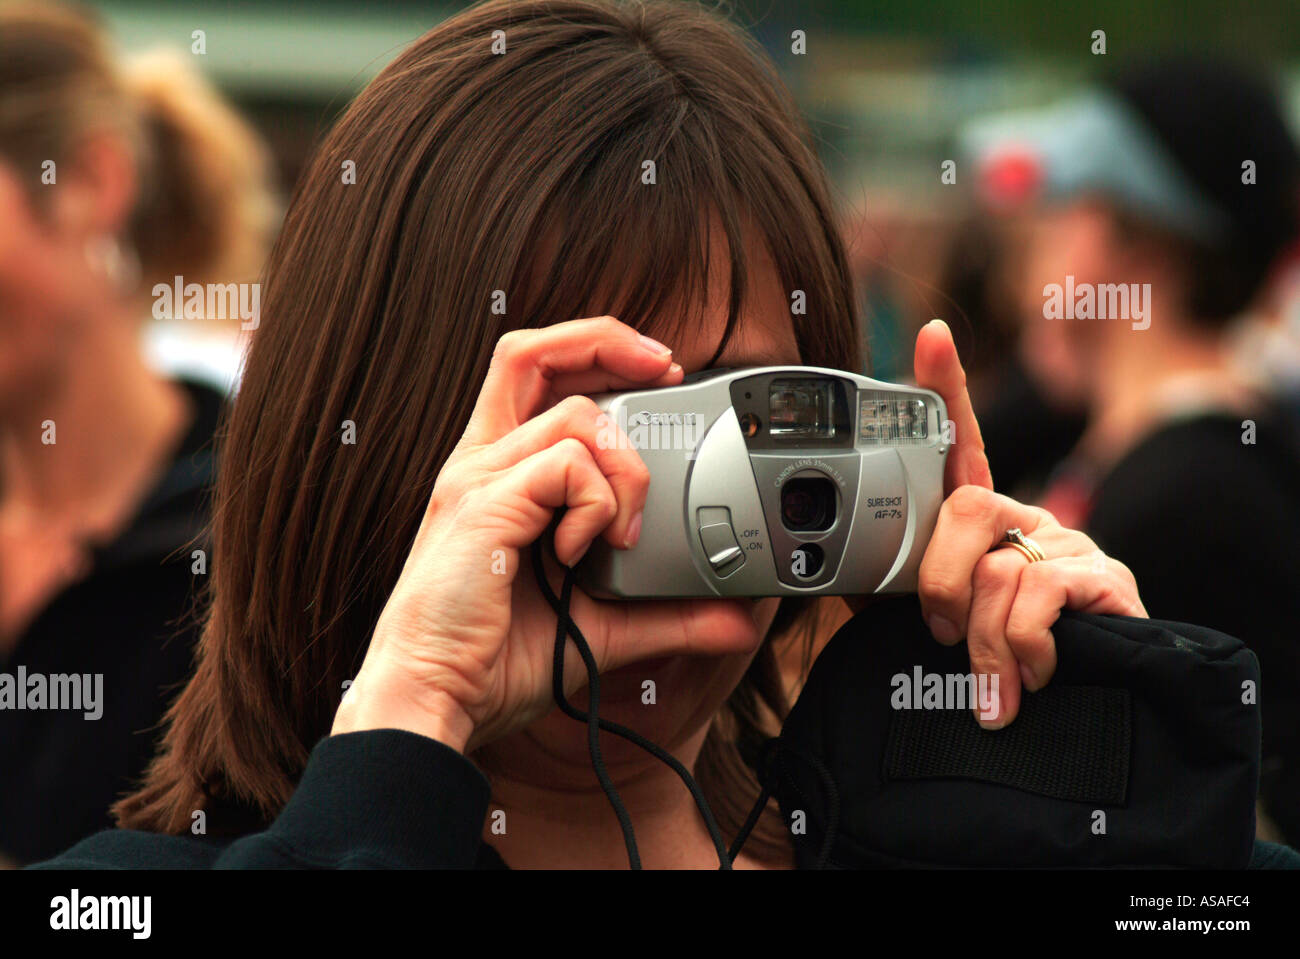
[488,437,618,566]
[963,549,1027,728]
[917,485,1057,642]
[465,317,680,444]
[569,588,765,672]
[1005,555,1148,692]
[479,395,649,549]
[914,318,994,494]
[520,555,766,694]
[545,364,683,401]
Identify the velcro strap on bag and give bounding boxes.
[766,595,1260,868]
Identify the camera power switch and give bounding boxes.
[698,508,745,577]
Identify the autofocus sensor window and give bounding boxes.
[780,475,837,532]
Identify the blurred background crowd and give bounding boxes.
[3,0,1299,864]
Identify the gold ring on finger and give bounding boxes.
[992,527,1046,563]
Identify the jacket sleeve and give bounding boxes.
[28,729,492,869]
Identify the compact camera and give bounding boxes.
[575,367,949,598]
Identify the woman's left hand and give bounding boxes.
[910,319,1147,727]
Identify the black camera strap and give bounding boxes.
[530,538,740,869]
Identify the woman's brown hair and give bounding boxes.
[115,0,862,864]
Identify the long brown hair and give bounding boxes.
[116,0,861,864]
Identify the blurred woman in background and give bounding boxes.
[968,57,1300,844]
[0,0,275,864]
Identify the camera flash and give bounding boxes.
[858,393,929,444]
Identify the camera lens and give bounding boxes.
[779,475,836,532]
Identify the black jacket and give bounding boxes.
[0,378,226,865]
[1087,408,1300,843]
[28,727,1300,869]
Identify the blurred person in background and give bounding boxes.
[841,200,1090,504]
[1235,248,1300,419]
[0,0,275,864]
[934,213,1087,501]
[965,57,1300,843]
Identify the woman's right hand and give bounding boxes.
[331,317,767,753]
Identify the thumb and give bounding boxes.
[915,319,994,494]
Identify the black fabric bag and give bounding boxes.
[764,596,1261,868]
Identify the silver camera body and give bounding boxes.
[575,367,949,598]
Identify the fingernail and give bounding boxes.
[927,318,951,333]
[637,333,673,356]
[569,540,591,566]
[624,511,643,549]
[1019,662,1036,691]
[927,614,961,643]
[668,362,683,375]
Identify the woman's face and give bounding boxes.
[0,161,104,414]
[1013,198,1117,406]
[479,230,802,780]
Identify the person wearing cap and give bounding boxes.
[963,57,1300,844]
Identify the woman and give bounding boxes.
[37,0,1150,870]
[0,1,274,864]
[982,59,1300,844]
